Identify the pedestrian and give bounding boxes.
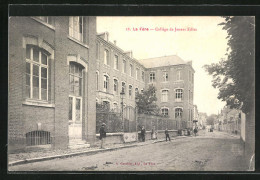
[151,128,154,139]
[194,126,198,137]
[165,128,171,141]
[141,126,146,142]
[99,123,106,148]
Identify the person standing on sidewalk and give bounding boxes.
[194,126,198,137]
[165,128,171,141]
[141,126,146,142]
[99,123,106,148]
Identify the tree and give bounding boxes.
[204,16,255,114]
[206,114,218,126]
[135,85,160,115]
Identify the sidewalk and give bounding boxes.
[8,135,188,166]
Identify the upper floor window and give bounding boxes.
[104,49,109,65]
[69,63,83,97]
[69,16,83,42]
[37,16,54,25]
[136,68,139,80]
[114,79,118,94]
[161,90,169,102]
[114,55,119,70]
[26,46,49,101]
[192,73,194,84]
[142,71,145,81]
[130,64,133,77]
[149,72,155,82]
[176,70,181,81]
[103,75,109,92]
[175,89,183,102]
[122,60,126,73]
[122,82,126,93]
[163,72,168,82]
[162,108,169,116]
[129,85,132,99]
[175,108,183,118]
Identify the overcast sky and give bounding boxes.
[97,16,228,115]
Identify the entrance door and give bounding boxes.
[69,96,82,140]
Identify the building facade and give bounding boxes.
[9,16,97,152]
[139,56,195,127]
[9,17,195,152]
[96,32,146,111]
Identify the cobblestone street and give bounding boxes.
[9,130,247,171]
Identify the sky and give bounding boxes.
[97,16,228,115]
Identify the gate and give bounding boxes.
[123,106,136,132]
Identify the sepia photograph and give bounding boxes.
[8,15,255,171]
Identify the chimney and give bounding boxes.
[114,40,117,46]
[124,51,133,58]
[97,31,109,41]
[105,32,109,41]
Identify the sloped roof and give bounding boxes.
[138,55,187,68]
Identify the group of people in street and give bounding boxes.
[140,126,171,142]
[100,123,199,149]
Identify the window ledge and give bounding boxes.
[23,100,55,108]
[161,81,169,83]
[67,36,89,49]
[31,17,55,31]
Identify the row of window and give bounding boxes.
[149,70,184,83]
[97,74,188,103]
[36,16,85,43]
[99,73,142,99]
[102,49,145,81]
[26,44,86,102]
[100,100,183,119]
[161,89,184,102]
[161,108,183,118]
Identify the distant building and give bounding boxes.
[198,112,207,128]
[218,106,244,135]
[139,56,195,128]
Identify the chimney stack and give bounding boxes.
[114,40,117,46]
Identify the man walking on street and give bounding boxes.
[165,128,171,142]
[99,123,106,148]
[141,126,146,142]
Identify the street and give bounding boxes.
[9,130,246,171]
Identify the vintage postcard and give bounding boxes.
[8,14,255,171]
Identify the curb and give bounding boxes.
[9,136,189,167]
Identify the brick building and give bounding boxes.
[139,56,195,127]
[8,16,97,152]
[96,34,195,127]
[9,17,195,152]
[96,32,146,111]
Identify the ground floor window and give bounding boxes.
[161,108,169,116]
[175,108,183,118]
